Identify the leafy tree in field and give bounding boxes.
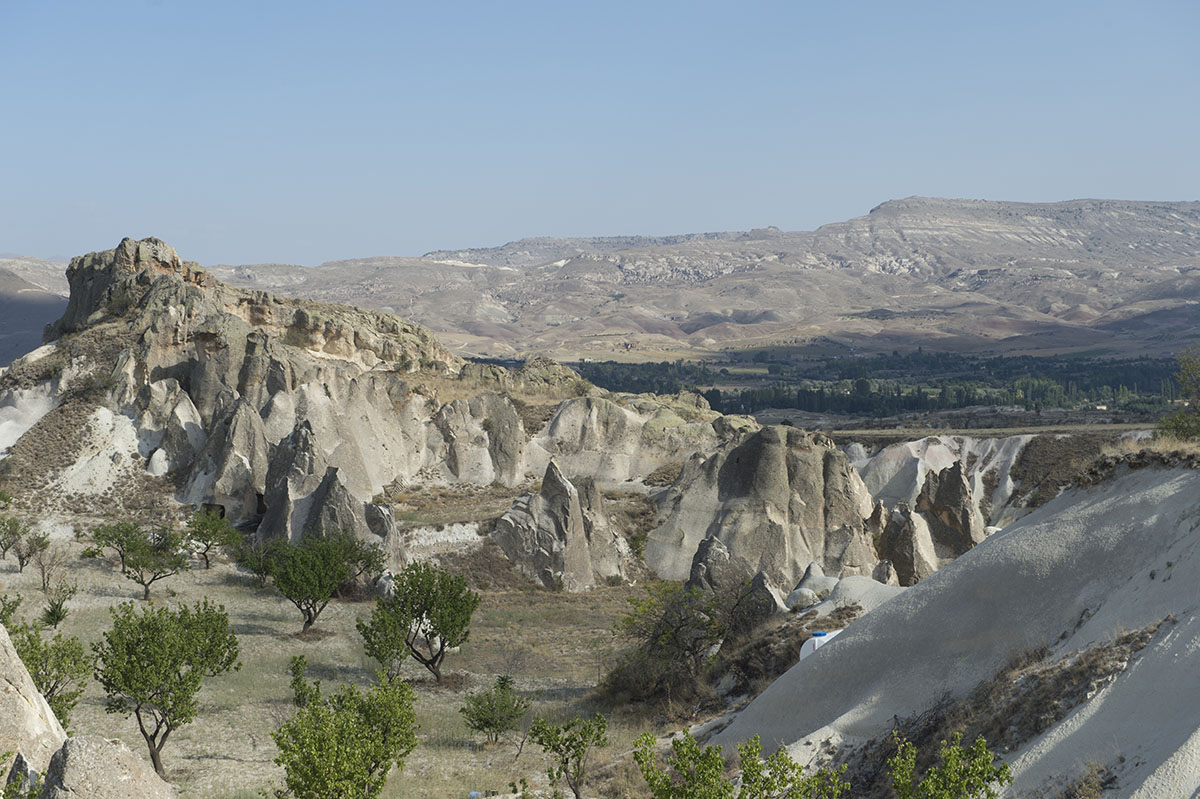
[356,560,479,682]
[0,593,21,626]
[0,516,27,561]
[634,731,850,799]
[89,522,190,600]
[1159,346,1200,440]
[272,657,417,799]
[270,533,365,633]
[185,508,242,569]
[606,581,727,701]
[460,675,531,743]
[888,732,1012,799]
[529,713,608,799]
[7,621,89,729]
[236,535,287,587]
[12,529,48,574]
[92,599,240,777]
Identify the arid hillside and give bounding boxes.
[203,197,1200,360]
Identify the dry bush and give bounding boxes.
[34,542,71,591]
[1101,434,1200,460]
[642,462,684,488]
[712,603,862,700]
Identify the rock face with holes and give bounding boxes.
[646,426,878,589]
[492,460,628,590]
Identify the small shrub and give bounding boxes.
[634,730,850,799]
[887,731,1012,799]
[460,675,531,743]
[272,659,417,799]
[529,713,608,799]
[40,580,77,628]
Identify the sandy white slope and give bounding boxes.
[711,465,1200,797]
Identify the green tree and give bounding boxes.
[606,581,729,701]
[0,593,21,626]
[460,675,531,743]
[236,535,287,587]
[271,658,417,799]
[92,599,240,777]
[356,561,478,683]
[0,516,26,561]
[635,731,849,799]
[887,732,1012,799]
[529,713,608,799]
[90,522,190,600]
[12,529,48,574]
[185,508,242,569]
[270,533,361,633]
[1159,346,1200,440]
[7,621,89,729]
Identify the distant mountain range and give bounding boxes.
[5,197,1199,366]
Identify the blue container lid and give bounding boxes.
[812,631,827,637]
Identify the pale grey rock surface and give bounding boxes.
[0,624,66,780]
[646,426,877,587]
[492,460,625,591]
[40,736,176,799]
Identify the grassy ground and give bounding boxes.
[0,534,659,799]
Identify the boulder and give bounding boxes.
[433,393,525,487]
[574,477,625,583]
[793,562,839,598]
[0,624,66,781]
[913,461,987,552]
[40,736,175,799]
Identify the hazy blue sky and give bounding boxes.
[2,1,1197,265]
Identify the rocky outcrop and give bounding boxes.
[40,736,176,799]
[878,462,988,586]
[687,537,786,630]
[0,624,66,782]
[492,460,626,590]
[528,394,732,484]
[254,421,402,563]
[434,393,525,487]
[646,426,877,589]
[849,434,1033,527]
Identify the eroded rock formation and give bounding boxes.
[491,460,628,590]
[878,461,988,585]
[647,426,878,589]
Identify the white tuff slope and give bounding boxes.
[713,466,1200,797]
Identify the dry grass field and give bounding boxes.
[0,528,667,798]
